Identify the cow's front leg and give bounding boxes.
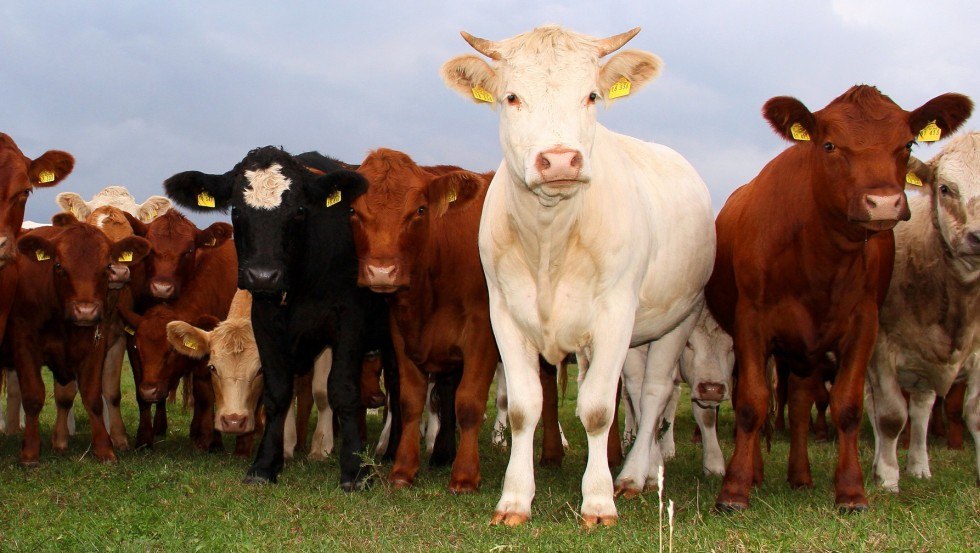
[866,356,906,492]
[448,330,497,493]
[906,389,936,479]
[52,380,77,453]
[693,403,725,476]
[308,348,334,460]
[103,334,129,450]
[963,365,980,485]
[328,329,368,492]
[246,300,291,484]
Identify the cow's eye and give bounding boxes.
[416,206,427,216]
[588,92,598,103]
[906,141,916,151]
[20,189,31,200]
[208,364,216,373]
[823,142,835,152]
[939,184,951,195]
[506,93,519,106]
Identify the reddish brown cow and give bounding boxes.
[706,85,972,511]
[350,149,499,492]
[5,214,148,464]
[118,220,236,451]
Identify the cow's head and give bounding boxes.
[167,315,262,434]
[58,186,172,223]
[124,209,232,301]
[350,149,486,292]
[678,309,734,408]
[908,132,980,277]
[442,26,660,206]
[163,146,366,295]
[86,206,137,289]
[0,133,73,266]
[18,213,149,325]
[763,86,972,233]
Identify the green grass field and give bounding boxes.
[0,365,977,552]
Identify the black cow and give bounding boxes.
[164,146,390,490]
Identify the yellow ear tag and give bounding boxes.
[790,123,811,141]
[118,251,134,262]
[918,121,941,142]
[471,86,494,103]
[35,249,50,261]
[197,191,216,208]
[325,190,342,208]
[69,205,79,218]
[446,188,457,204]
[182,336,198,350]
[608,77,632,100]
[38,170,56,184]
[124,325,136,335]
[906,172,923,186]
[204,237,216,247]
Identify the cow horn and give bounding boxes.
[596,27,641,57]
[461,31,501,60]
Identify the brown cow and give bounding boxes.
[118,217,236,450]
[5,213,148,464]
[706,85,972,511]
[350,149,499,492]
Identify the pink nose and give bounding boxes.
[535,148,583,183]
[220,413,250,434]
[70,301,102,324]
[696,381,727,404]
[108,264,131,288]
[150,280,175,299]
[362,264,398,289]
[864,193,908,221]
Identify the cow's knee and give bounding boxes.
[582,406,610,435]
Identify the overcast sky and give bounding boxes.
[3,1,978,227]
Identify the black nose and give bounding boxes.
[242,266,285,291]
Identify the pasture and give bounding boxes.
[0,365,977,552]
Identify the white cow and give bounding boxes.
[441,26,715,526]
[867,132,980,491]
[56,185,171,223]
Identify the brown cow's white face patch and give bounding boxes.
[243,164,291,210]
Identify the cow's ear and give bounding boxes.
[196,222,233,248]
[111,236,151,265]
[164,171,234,213]
[137,196,172,223]
[307,170,368,210]
[905,157,935,192]
[598,50,663,103]
[166,321,212,359]
[440,55,499,107]
[51,212,79,227]
[55,192,91,220]
[17,234,56,263]
[428,170,486,218]
[909,93,973,142]
[28,150,74,188]
[121,211,150,236]
[763,96,817,143]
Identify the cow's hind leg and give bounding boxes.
[786,367,816,489]
[694,403,725,476]
[52,380,77,453]
[945,380,966,450]
[906,389,936,479]
[866,361,906,493]
[963,367,980,485]
[103,335,129,450]
[309,349,334,461]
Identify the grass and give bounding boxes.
[0,364,977,552]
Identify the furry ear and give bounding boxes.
[598,50,663,102]
[51,212,79,227]
[306,169,368,209]
[111,236,151,265]
[763,96,818,143]
[121,211,149,236]
[909,93,974,141]
[17,234,56,263]
[440,55,498,106]
[196,222,233,248]
[164,171,235,212]
[28,150,74,188]
[906,157,935,191]
[166,321,212,359]
[428,170,487,218]
[56,192,92,220]
[137,196,172,223]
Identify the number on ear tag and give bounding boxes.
[197,191,216,208]
[118,251,134,262]
[918,121,941,142]
[906,172,923,186]
[124,325,136,335]
[38,170,56,184]
[471,86,494,103]
[35,249,51,261]
[790,123,811,141]
[325,190,342,207]
[182,336,198,350]
[608,77,631,99]
[447,188,457,203]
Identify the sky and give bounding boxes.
[2,1,978,227]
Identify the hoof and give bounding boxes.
[614,484,641,499]
[243,474,273,485]
[837,502,869,514]
[581,514,617,529]
[52,444,68,454]
[390,478,413,490]
[96,452,119,464]
[788,479,814,490]
[20,459,39,468]
[307,451,330,462]
[539,456,563,468]
[489,511,529,527]
[715,500,748,512]
[449,480,480,494]
[340,479,372,493]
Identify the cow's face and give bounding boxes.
[58,186,172,223]
[0,134,73,266]
[909,133,980,272]
[442,26,660,206]
[351,149,485,292]
[167,319,263,434]
[133,210,231,301]
[763,87,972,233]
[679,312,734,408]
[123,309,211,403]
[163,146,367,296]
[87,206,136,289]
[18,215,149,325]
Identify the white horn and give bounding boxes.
[461,31,502,60]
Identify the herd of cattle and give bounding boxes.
[0,25,977,527]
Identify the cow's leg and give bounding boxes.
[929,396,946,438]
[539,359,564,467]
[380,344,402,461]
[619,348,645,453]
[309,348,334,461]
[607,383,624,467]
[246,300,292,484]
[430,375,459,465]
[154,399,168,436]
[191,368,220,452]
[621,378,637,449]
[102,335,129,450]
[866,358,906,493]
[283,399,298,460]
[659,383,680,461]
[812,375,831,442]
[16,358,45,466]
[492,364,509,448]
[78,353,116,463]
[945,380,966,450]
[693,403,725,476]
[963,366,980,485]
[5,370,23,434]
[52,380,77,453]
[448,332,497,493]
[375,403,393,457]
[906,389,936,479]
[786,368,816,489]
[717,308,770,511]
[327,324,368,492]
[388,328,427,488]
[293,371,313,455]
[615,345,656,497]
[774,366,788,432]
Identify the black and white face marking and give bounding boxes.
[243,163,292,210]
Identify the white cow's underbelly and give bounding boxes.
[877,330,978,395]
